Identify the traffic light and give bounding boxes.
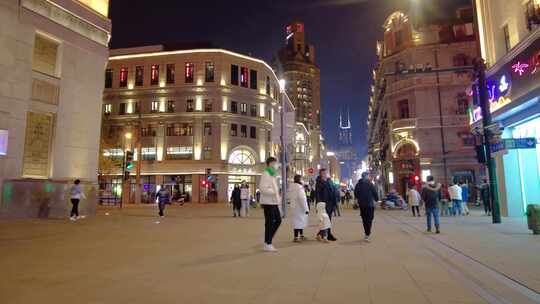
[414,175,420,182]
[475,145,487,164]
[206,168,212,175]
[201,179,208,188]
[125,150,134,171]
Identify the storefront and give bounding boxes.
[471,35,540,217]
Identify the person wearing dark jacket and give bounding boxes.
[231,185,242,217]
[421,176,442,233]
[354,172,379,242]
[315,168,338,241]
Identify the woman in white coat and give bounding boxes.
[289,174,309,242]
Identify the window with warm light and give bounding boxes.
[166,146,193,160]
[228,149,256,165]
[240,67,249,87]
[135,66,144,86]
[151,101,159,112]
[166,64,175,84]
[240,103,247,115]
[141,147,157,161]
[104,104,112,115]
[205,62,214,82]
[119,67,128,88]
[150,65,159,85]
[185,63,194,83]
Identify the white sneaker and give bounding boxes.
[364,235,371,242]
[69,216,77,221]
[263,244,278,252]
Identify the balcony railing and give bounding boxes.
[386,73,471,95]
[391,118,417,131]
[390,115,469,132]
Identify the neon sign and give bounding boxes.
[512,61,529,76]
[471,74,513,123]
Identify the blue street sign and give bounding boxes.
[491,138,537,153]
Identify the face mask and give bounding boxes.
[272,163,280,170]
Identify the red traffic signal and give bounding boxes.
[201,179,208,188]
[414,175,420,182]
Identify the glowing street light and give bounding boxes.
[124,132,132,139]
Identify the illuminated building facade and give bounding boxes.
[367,8,482,197]
[0,0,111,218]
[473,0,540,216]
[276,21,323,171]
[336,108,360,184]
[100,46,282,203]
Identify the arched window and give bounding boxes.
[228,149,256,165]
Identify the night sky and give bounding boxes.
[109,0,469,158]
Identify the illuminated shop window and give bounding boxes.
[240,67,249,87]
[119,67,128,88]
[185,63,194,83]
[151,65,159,85]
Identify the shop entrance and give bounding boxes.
[228,175,256,201]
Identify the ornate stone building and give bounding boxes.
[368,8,482,197]
[0,0,111,218]
[100,46,284,203]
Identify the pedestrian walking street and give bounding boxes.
[1,205,539,304]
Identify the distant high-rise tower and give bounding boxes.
[336,107,359,182]
[275,21,322,168]
[338,109,353,147]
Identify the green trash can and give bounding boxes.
[526,204,540,235]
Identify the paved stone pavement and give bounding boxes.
[0,205,539,304]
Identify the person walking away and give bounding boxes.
[316,202,331,243]
[408,184,421,217]
[421,176,442,234]
[460,180,470,215]
[259,157,282,252]
[69,179,86,221]
[448,181,463,216]
[156,185,170,218]
[334,185,342,217]
[480,179,491,215]
[231,185,242,217]
[345,190,352,207]
[304,185,312,210]
[354,172,379,242]
[240,181,250,217]
[289,174,309,242]
[315,168,338,241]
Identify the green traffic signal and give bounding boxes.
[126,162,134,170]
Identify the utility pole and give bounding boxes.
[472,0,501,223]
[279,79,288,217]
[434,49,449,185]
[474,59,501,223]
[135,109,142,204]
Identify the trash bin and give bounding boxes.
[526,204,540,235]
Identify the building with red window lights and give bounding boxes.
[99,45,298,204]
[367,7,482,198]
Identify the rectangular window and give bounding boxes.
[240,103,247,115]
[231,64,239,85]
[119,67,128,88]
[104,104,112,114]
[119,103,127,115]
[230,124,238,136]
[265,76,270,95]
[32,34,59,77]
[231,101,238,114]
[135,66,144,86]
[151,101,159,112]
[185,62,194,83]
[203,146,212,160]
[240,125,247,138]
[150,65,159,85]
[186,99,194,112]
[240,67,249,87]
[205,62,215,82]
[141,126,157,137]
[503,24,511,52]
[250,104,257,117]
[204,100,213,112]
[398,99,409,119]
[204,122,212,136]
[166,146,193,160]
[166,64,175,84]
[141,147,157,161]
[167,100,175,113]
[250,70,257,89]
[250,126,256,139]
[167,123,193,136]
[105,69,113,88]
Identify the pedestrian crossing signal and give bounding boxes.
[125,150,134,171]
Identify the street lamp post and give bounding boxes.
[279,79,287,217]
